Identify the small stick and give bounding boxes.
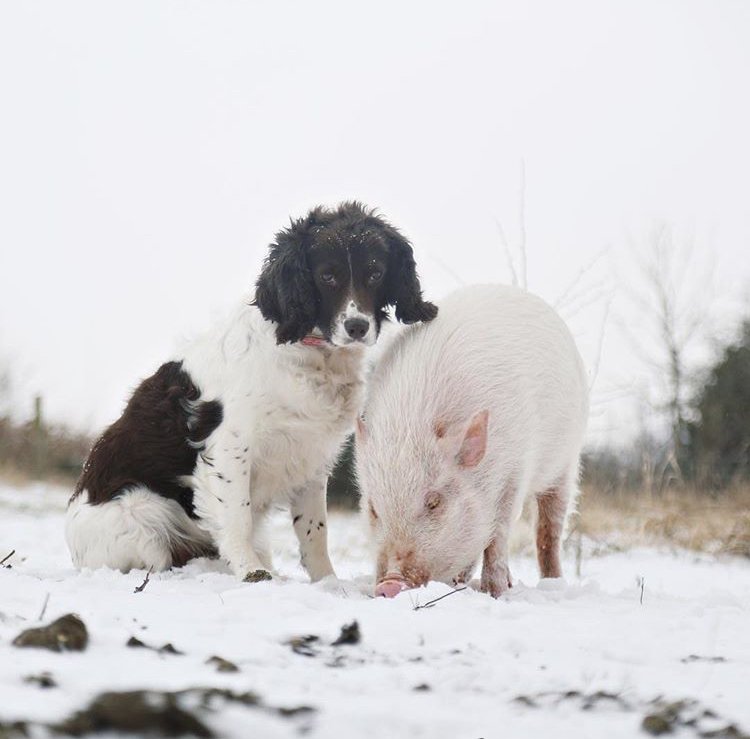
[413,586,467,611]
[0,549,15,566]
[134,568,153,594]
[639,577,645,606]
[38,593,50,621]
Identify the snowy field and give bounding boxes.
[1,482,749,739]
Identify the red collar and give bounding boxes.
[301,335,328,348]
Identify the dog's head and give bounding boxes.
[254,202,437,346]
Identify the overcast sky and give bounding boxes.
[1,1,749,446]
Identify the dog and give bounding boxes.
[65,202,437,581]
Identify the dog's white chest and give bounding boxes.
[249,361,364,497]
[192,347,365,510]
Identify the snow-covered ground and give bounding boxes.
[1,482,749,738]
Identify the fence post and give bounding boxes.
[32,395,45,478]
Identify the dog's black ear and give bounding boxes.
[254,212,324,344]
[382,224,438,325]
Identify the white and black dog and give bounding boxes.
[66,202,437,582]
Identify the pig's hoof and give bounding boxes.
[481,584,506,599]
[375,579,407,598]
[244,569,272,584]
[480,571,512,599]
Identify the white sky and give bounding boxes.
[1,1,749,446]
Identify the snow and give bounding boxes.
[1,482,749,738]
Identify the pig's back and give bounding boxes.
[367,284,588,490]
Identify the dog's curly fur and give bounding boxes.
[254,202,437,344]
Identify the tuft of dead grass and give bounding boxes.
[574,484,750,557]
[505,484,750,559]
[0,461,79,489]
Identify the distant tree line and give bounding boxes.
[585,318,750,494]
[686,320,750,486]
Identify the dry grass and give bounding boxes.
[573,484,750,557]
[0,461,78,490]
[0,415,89,484]
[0,462,37,488]
[504,484,750,559]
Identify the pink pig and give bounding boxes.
[355,284,589,598]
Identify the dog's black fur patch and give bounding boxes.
[254,202,437,344]
[73,361,222,517]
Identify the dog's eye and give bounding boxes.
[367,270,383,285]
[320,272,337,286]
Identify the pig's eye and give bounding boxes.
[368,501,379,520]
[425,492,442,511]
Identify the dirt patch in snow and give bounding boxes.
[12,614,88,652]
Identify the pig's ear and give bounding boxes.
[456,410,489,468]
[355,416,368,443]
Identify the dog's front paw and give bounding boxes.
[243,569,272,584]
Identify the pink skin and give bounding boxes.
[375,577,408,598]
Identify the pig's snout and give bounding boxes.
[375,576,409,598]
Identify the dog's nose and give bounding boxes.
[344,317,369,341]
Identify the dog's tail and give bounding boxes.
[66,487,215,572]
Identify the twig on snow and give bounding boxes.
[638,576,645,605]
[1,549,16,567]
[413,586,467,611]
[38,593,50,621]
[134,568,153,594]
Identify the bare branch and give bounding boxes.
[554,246,611,310]
[558,284,610,322]
[38,593,50,622]
[413,586,467,611]
[134,568,153,594]
[589,386,638,407]
[519,159,528,290]
[424,251,466,288]
[495,158,529,289]
[588,297,613,393]
[495,218,518,287]
[1,549,15,567]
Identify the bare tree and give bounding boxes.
[619,223,715,486]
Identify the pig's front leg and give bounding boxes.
[290,477,336,582]
[480,492,518,597]
[480,537,513,598]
